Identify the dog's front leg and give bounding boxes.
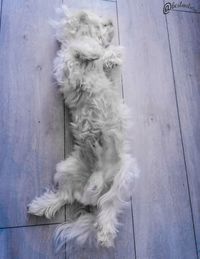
[103,46,122,72]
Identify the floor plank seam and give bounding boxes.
[164,7,199,258]
[0,222,61,230]
[115,0,124,99]
[60,0,66,257]
[131,196,137,259]
[63,102,67,259]
[116,1,136,257]
[0,0,3,32]
[63,102,66,160]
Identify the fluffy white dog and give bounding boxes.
[28,6,139,251]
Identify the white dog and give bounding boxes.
[28,6,139,251]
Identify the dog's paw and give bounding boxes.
[103,46,122,70]
[97,228,115,247]
[27,190,67,219]
[27,193,56,219]
[27,198,46,217]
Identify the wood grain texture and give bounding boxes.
[166,11,200,257]
[117,0,197,258]
[0,0,65,227]
[62,1,135,258]
[0,225,64,259]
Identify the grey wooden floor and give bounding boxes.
[1,0,200,258]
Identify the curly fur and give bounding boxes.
[27,6,139,251]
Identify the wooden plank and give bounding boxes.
[62,1,135,258]
[0,225,64,259]
[166,11,200,257]
[0,0,65,227]
[117,0,197,258]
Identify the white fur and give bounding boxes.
[28,6,139,251]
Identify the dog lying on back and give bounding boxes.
[28,6,139,251]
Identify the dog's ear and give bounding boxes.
[76,11,89,24]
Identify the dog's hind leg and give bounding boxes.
[27,190,67,219]
[95,196,120,247]
[28,153,89,219]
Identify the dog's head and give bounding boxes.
[54,8,114,47]
[75,10,114,47]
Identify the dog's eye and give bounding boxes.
[102,20,113,27]
[74,53,80,59]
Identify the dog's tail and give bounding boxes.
[54,212,96,252]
